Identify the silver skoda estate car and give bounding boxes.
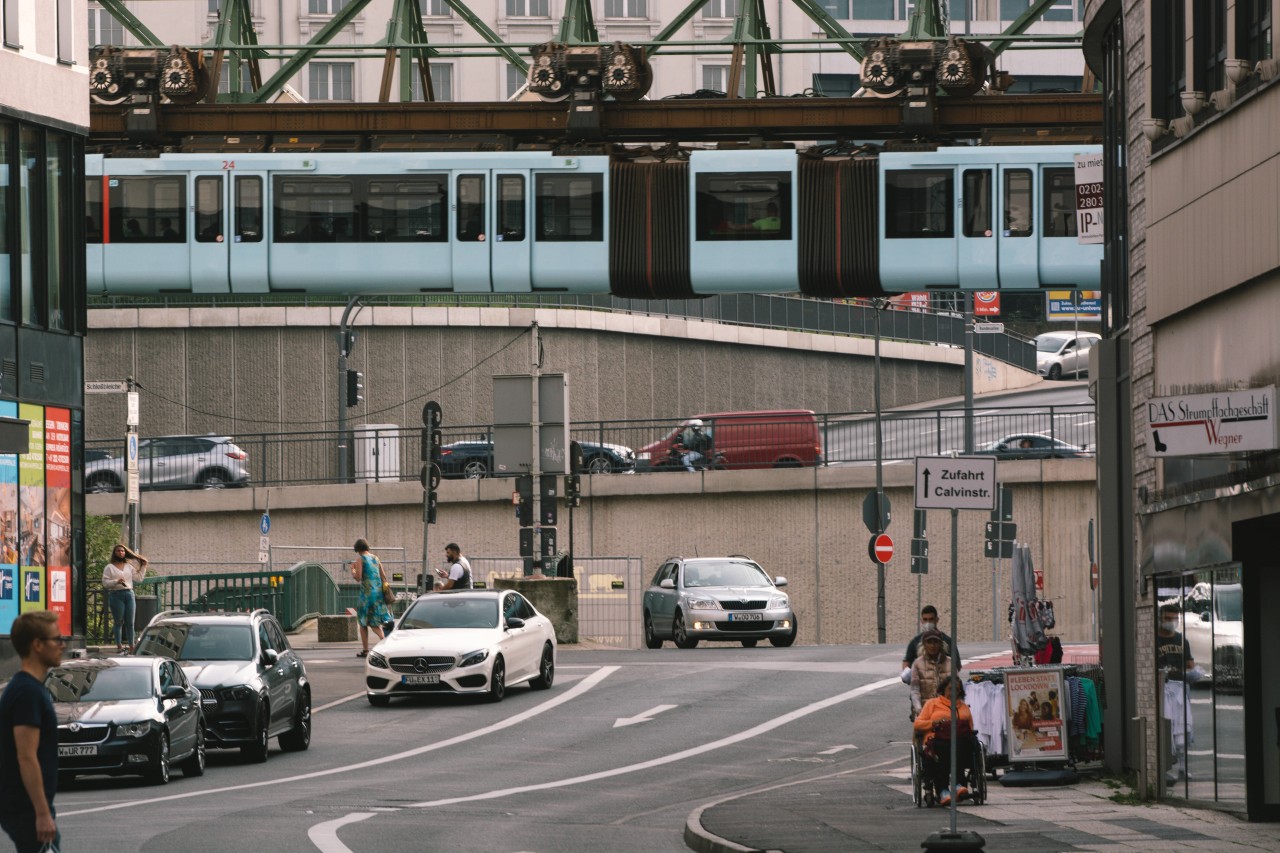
[642,556,796,649]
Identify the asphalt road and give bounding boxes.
[54,641,1001,853]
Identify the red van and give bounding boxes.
[637,410,823,471]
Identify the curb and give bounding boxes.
[683,802,776,853]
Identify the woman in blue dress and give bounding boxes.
[350,538,391,657]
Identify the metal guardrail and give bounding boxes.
[85,404,1096,489]
[85,562,337,643]
[89,292,1036,371]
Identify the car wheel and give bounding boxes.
[87,473,120,494]
[241,701,270,763]
[199,469,230,489]
[673,611,698,649]
[148,731,171,785]
[530,643,555,690]
[278,689,311,752]
[462,460,489,479]
[587,455,612,474]
[367,693,391,707]
[770,617,798,648]
[181,726,206,777]
[643,613,663,649]
[487,656,506,702]
[741,639,758,648]
[1047,364,1062,381]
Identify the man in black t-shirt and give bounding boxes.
[0,610,62,852]
[1156,602,1195,784]
[1156,602,1194,679]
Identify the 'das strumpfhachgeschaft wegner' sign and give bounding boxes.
[1147,385,1277,456]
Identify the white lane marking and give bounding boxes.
[818,744,858,755]
[404,674,903,809]
[613,704,678,728]
[308,812,375,853]
[315,692,365,713]
[59,665,620,817]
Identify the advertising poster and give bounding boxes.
[1005,667,1068,763]
[18,403,45,614]
[45,407,71,635]
[1046,290,1102,322]
[0,401,17,633]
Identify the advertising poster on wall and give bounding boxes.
[0,401,17,633]
[46,407,71,636]
[1005,667,1068,763]
[18,403,45,615]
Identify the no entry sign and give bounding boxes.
[868,533,894,564]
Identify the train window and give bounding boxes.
[1042,167,1077,238]
[962,169,992,238]
[195,176,223,243]
[368,178,446,242]
[235,176,263,243]
[695,171,791,241]
[1002,169,1033,237]
[456,175,486,242]
[107,176,186,243]
[884,170,953,239]
[273,176,354,242]
[497,175,525,242]
[85,176,102,244]
[535,174,603,242]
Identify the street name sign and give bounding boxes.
[913,456,998,510]
[972,322,1005,334]
[85,380,128,393]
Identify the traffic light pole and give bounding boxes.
[873,299,887,644]
[529,322,542,576]
[336,296,361,483]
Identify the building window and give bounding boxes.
[900,0,970,19]
[812,73,859,97]
[4,0,20,49]
[1151,1,1186,120]
[1004,75,1083,94]
[57,0,74,63]
[424,0,452,15]
[998,0,1075,21]
[506,0,549,15]
[87,6,123,48]
[309,62,353,101]
[506,64,527,98]
[1101,14,1128,330]
[1236,0,1273,63]
[19,126,41,326]
[702,64,745,97]
[819,0,850,16]
[604,0,647,18]
[45,134,71,330]
[308,0,352,13]
[704,0,740,17]
[0,120,13,321]
[410,62,454,101]
[1193,0,1227,93]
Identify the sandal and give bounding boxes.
[356,650,368,658]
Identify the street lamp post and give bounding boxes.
[337,296,362,483]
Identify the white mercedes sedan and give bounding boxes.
[364,589,556,706]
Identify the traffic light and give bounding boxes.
[564,474,581,507]
[515,475,533,527]
[345,369,364,407]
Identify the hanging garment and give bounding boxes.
[1080,677,1102,745]
[1162,679,1193,751]
[966,679,1007,757]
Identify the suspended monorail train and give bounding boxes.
[85,145,1101,298]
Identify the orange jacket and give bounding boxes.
[913,695,974,743]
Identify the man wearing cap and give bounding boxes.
[910,628,952,718]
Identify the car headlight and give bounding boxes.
[458,649,489,668]
[770,596,789,609]
[686,597,721,610]
[367,651,389,669]
[116,721,153,739]
[220,685,255,701]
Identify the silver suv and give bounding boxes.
[642,556,796,649]
[86,434,251,493]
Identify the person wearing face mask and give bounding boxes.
[1157,602,1195,785]
[901,605,960,682]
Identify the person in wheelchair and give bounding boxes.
[913,675,976,806]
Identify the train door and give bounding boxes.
[452,172,491,292]
[491,171,531,292]
[229,172,269,292]
[190,175,228,293]
[996,165,1038,288]
[957,168,997,288]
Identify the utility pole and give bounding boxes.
[337,296,361,483]
[873,298,888,644]
[124,376,140,551]
[529,322,542,575]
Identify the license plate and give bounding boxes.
[58,745,98,757]
[401,674,440,685]
[729,613,763,621]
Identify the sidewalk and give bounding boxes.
[687,770,1273,853]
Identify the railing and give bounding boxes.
[89,292,1036,371]
[84,561,337,644]
[85,404,1096,490]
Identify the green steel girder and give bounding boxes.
[786,0,865,63]
[96,0,163,47]
[648,0,711,58]
[252,0,377,102]
[558,0,600,44]
[209,0,267,102]
[991,0,1070,59]
[440,0,530,75]
[384,0,437,102]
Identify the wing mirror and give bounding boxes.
[774,576,788,587]
[659,578,675,589]
[162,685,187,700]
[505,617,526,630]
[261,648,279,667]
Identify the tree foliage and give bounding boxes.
[86,515,122,581]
